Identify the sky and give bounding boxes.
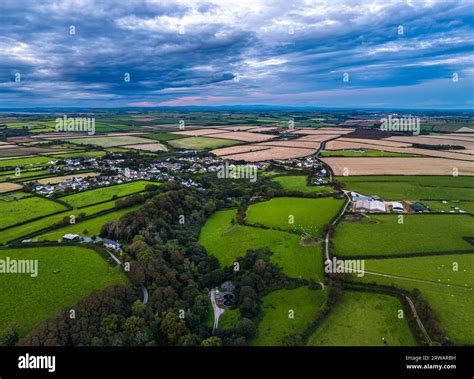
[0,0,473,109]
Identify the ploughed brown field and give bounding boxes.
[200,131,276,142]
[257,140,321,149]
[219,146,315,161]
[331,138,412,148]
[0,183,23,193]
[211,145,269,156]
[325,139,474,161]
[383,136,474,150]
[291,128,354,135]
[170,128,224,136]
[35,173,100,184]
[321,157,474,176]
[296,134,342,142]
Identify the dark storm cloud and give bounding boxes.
[0,0,472,108]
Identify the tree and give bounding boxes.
[236,318,256,339]
[200,336,222,346]
[0,324,18,346]
[160,312,189,345]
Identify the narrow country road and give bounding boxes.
[210,289,224,332]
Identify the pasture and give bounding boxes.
[252,287,327,346]
[351,254,474,345]
[0,196,67,230]
[246,197,344,236]
[307,291,416,346]
[67,136,154,147]
[0,156,53,168]
[0,246,127,336]
[0,199,123,244]
[199,209,324,281]
[272,175,335,193]
[333,215,474,257]
[337,175,474,200]
[35,205,141,241]
[59,180,155,208]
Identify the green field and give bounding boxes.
[0,246,127,336]
[199,209,324,281]
[67,135,152,147]
[321,150,421,157]
[59,180,155,208]
[35,205,141,241]
[0,170,52,183]
[273,175,335,193]
[423,201,474,214]
[350,254,474,344]
[0,199,124,244]
[337,176,474,200]
[246,197,344,236]
[0,156,53,168]
[252,287,327,346]
[219,308,241,330]
[307,291,416,346]
[334,215,474,257]
[145,132,186,141]
[44,150,106,158]
[0,196,67,230]
[169,136,240,149]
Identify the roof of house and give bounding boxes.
[392,202,404,209]
[355,199,386,212]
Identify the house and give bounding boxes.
[355,199,386,213]
[63,234,80,241]
[103,238,122,252]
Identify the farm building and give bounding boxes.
[355,199,386,213]
[103,238,122,252]
[63,233,80,241]
[391,202,405,212]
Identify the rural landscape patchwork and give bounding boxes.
[0,0,473,376]
[0,110,473,349]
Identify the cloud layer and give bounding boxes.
[0,0,473,108]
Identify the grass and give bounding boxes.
[199,209,324,281]
[144,132,186,141]
[351,254,474,345]
[169,136,240,149]
[252,287,327,346]
[423,201,474,214]
[307,291,416,346]
[246,197,344,237]
[35,205,141,241]
[0,196,67,230]
[273,175,335,193]
[336,176,474,200]
[219,308,241,330]
[67,136,153,147]
[0,170,51,182]
[59,180,155,208]
[0,156,53,168]
[0,200,123,244]
[333,215,474,257]
[0,246,127,336]
[44,151,106,158]
[321,150,421,157]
